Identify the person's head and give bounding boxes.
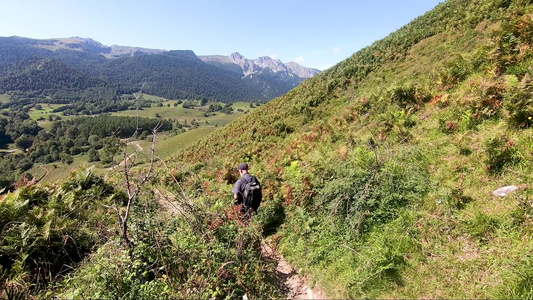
[238,162,249,176]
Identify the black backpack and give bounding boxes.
[242,175,262,211]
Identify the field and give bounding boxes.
[155,127,217,158]
[29,126,219,186]
[31,156,95,185]
[32,141,148,185]
[28,103,65,120]
[112,100,255,127]
[0,94,10,104]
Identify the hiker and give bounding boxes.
[232,162,262,215]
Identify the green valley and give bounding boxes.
[0,95,258,189]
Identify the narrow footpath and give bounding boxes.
[154,188,327,299]
[261,242,327,299]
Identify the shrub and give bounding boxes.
[256,195,285,235]
[484,135,522,174]
[439,118,459,134]
[390,85,431,112]
[0,170,116,294]
[440,55,472,87]
[504,75,533,128]
[470,79,505,120]
[315,147,429,237]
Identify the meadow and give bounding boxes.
[0,94,10,104]
[28,103,65,120]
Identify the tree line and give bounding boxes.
[0,114,173,190]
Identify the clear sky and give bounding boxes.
[0,0,443,70]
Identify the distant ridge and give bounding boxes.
[199,52,321,78]
[0,36,321,102]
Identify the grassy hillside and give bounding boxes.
[160,0,533,298]
[2,0,532,298]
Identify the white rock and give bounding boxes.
[493,185,519,197]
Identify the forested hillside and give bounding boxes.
[1,0,532,299]
[0,37,317,104]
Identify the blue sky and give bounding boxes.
[0,0,443,70]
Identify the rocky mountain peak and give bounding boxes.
[230,52,245,63]
[204,52,320,78]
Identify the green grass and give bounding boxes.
[28,103,65,120]
[232,101,257,111]
[113,106,205,119]
[29,127,219,185]
[142,94,166,101]
[36,115,79,131]
[33,156,93,185]
[111,101,256,127]
[155,127,217,158]
[158,1,533,298]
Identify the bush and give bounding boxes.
[484,135,522,174]
[469,79,505,121]
[314,146,429,237]
[440,55,472,87]
[390,85,431,112]
[504,75,532,128]
[0,170,116,294]
[439,118,459,134]
[60,195,282,299]
[256,196,285,235]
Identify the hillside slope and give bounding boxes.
[164,0,532,298]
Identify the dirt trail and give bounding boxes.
[153,188,326,299]
[261,242,327,299]
[109,141,143,171]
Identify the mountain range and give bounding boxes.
[0,36,320,103]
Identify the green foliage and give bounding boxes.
[256,195,285,235]
[51,115,172,139]
[390,84,431,112]
[504,75,533,128]
[14,134,33,150]
[497,255,533,300]
[440,55,472,87]
[60,194,282,299]
[484,135,522,173]
[0,170,117,293]
[59,243,171,300]
[0,0,531,298]
[497,10,533,78]
[314,147,429,237]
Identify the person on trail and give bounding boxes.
[232,162,262,215]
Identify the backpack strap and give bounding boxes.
[238,176,250,200]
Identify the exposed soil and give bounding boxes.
[109,141,144,171]
[261,242,327,299]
